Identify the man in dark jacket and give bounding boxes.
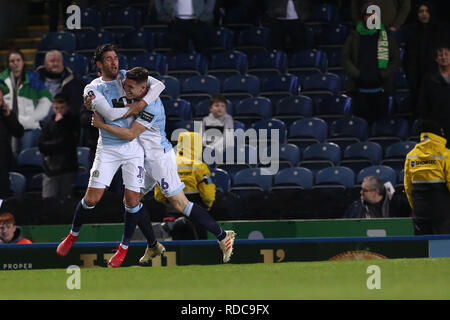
[38,93,80,201]
[343,1,400,124]
[37,50,84,117]
[265,0,311,53]
[352,0,411,31]
[0,83,24,198]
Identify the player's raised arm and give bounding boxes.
[83,85,129,122]
[91,112,146,141]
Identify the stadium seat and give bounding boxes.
[80,7,102,30]
[153,30,173,54]
[207,50,248,83]
[115,29,154,55]
[230,167,273,192]
[299,142,341,174]
[356,165,397,186]
[340,141,383,174]
[167,53,208,84]
[164,99,192,121]
[129,52,168,77]
[315,24,351,46]
[250,118,287,144]
[233,97,272,128]
[221,74,260,106]
[381,141,416,174]
[28,173,43,192]
[288,49,328,78]
[168,120,196,143]
[17,147,44,169]
[314,94,352,125]
[409,118,423,141]
[247,50,288,78]
[102,7,142,31]
[271,167,314,190]
[39,31,77,53]
[9,172,26,195]
[301,72,341,98]
[313,166,355,190]
[322,47,343,71]
[397,168,405,188]
[308,3,339,23]
[192,98,233,120]
[259,74,299,105]
[179,75,221,106]
[211,168,231,193]
[156,75,180,100]
[287,117,328,150]
[233,120,246,131]
[260,143,301,170]
[327,116,369,151]
[77,147,90,171]
[64,53,89,78]
[117,53,129,70]
[76,29,114,52]
[394,68,409,91]
[273,95,313,126]
[206,27,234,53]
[234,26,271,56]
[217,145,258,177]
[369,117,409,150]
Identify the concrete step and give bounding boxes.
[4,37,42,50]
[15,25,49,38]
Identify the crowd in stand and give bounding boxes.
[0,0,449,224]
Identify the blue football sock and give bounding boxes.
[137,204,157,247]
[185,202,226,241]
[71,198,95,234]
[121,203,143,247]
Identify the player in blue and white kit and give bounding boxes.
[56,45,165,267]
[92,67,236,264]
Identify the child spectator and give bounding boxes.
[0,212,32,244]
[202,94,234,149]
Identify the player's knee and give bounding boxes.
[84,195,100,207]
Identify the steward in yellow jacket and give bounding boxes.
[404,121,450,234]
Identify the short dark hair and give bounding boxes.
[434,43,450,58]
[94,44,117,63]
[126,67,149,83]
[53,93,69,104]
[420,119,445,137]
[210,94,227,106]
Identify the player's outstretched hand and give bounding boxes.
[91,112,105,128]
[122,100,147,118]
[84,94,93,110]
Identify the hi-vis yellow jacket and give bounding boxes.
[404,132,450,208]
[154,132,216,208]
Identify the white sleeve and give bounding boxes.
[84,84,129,121]
[142,76,165,106]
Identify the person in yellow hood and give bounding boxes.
[404,120,450,234]
[154,132,216,238]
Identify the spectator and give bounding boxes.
[36,50,84,117]
[351,0,411,31]
[0,50,52,155]
[0,212,32,244]
[38,93,80,202]
[342,1,400,124]
[265,0,311,54]
[154,132,216,239]
[154,0,216,54]
[0,84,24,198]
[202,94,234,149]
[404,1,441,117]
[404,120,450,234]
[344,175,410,218]
[418,43,450,142]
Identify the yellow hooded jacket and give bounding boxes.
[404,132,450,209]
[154,132,216,208]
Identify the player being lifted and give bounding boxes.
[56,45,166,267]
[90,67,236,265]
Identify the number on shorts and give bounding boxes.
[160,178,169,190]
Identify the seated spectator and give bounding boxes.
[0,83,24,198]
[0,50,52,155]
[0,212,32,244]
[352,0,411,32]
[154,132,216,239]
[265,0,311,54]
[202,94,234,150]
[154,0,216,54]
[36,50,84,117]
[344,176,410,218]
[343,1,400,124]
[38,93,80,202]
[418,43,450,144]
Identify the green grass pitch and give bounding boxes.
[1,258,449,300]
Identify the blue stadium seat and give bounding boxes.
[167,53,207,83]
[211,168,231,193]
[260,143,301,170]
[271,167,314,190]
[369,117,409,150]
[217,145,259,178]
[397,168,405,187]
[192,99,233,120]
[288,49,328,78]
[233,97,272,128]
[313,166,355,189]
[164,99,192,121]
[77,147,90,171]
[222,74,260,106]
[153,30,172,54]
[393,91,412,118]
[314,94,352,125]
[381,141,416,174]
[394,68,409,90]
[300,142,341,174]
[129,52,168,76]
[273,95,313,126]
[80,8,102,30]
[288,117,328,150]
[301,72,341,98]
[323,47,343,71]
[168,120,196,143]
[409,118,423,141]
[251,118,287,144]
[17,147,44,169]
[102,7,142,31]
[9,172,26,195]
[156,75,180,100]
[115,29,154,54]
[308,3,339,23]
[234,26,271,56]
[247,50,288,78]
[260,74,299,105]
[64,53,89,78]
[207,50,248,83]
[76,29,114,51]
[357,165,397,186]
[327,116,369,151]
[233,120,246,131]
[206,27,234,53]
[315,24,351,46]
[340,141,383,174]
[179,75,221,106]
[28,173,43,192]
[230,167,273,192]
[39,31,77,53]
[117,53,129,70]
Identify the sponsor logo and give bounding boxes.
[140,111,155,122]
[87,90,96,100]
[92,170,100,178]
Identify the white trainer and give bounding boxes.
[139,242,166,264]
[219,230,236,263]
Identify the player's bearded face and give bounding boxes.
[123,79,146,99]
[100,51,119,79]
